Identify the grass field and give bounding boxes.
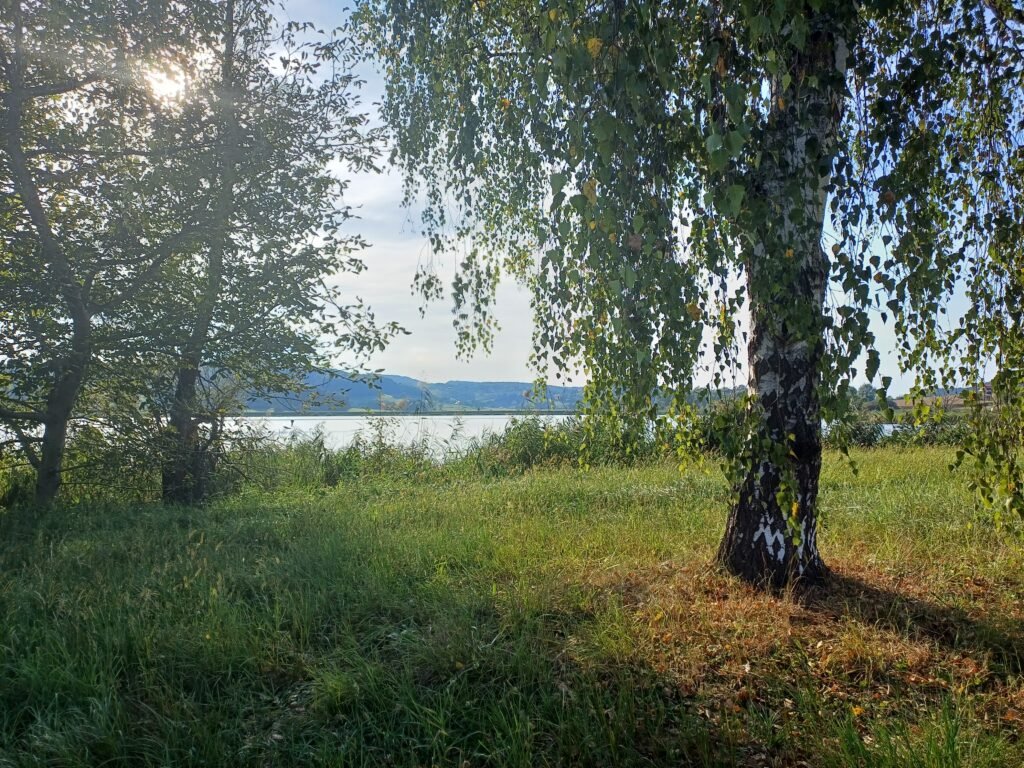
[1,447,1021,766]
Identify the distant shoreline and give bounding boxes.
[240,409,578,418]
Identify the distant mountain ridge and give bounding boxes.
[244,372,584,414]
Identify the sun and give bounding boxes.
[146,65,186,101]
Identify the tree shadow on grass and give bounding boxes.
[800,568,1023,677]
[5,495,1018,767]
[230,597,752,768]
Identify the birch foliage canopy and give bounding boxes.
[361,0,1024,534]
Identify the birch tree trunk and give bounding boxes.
[716,13,847,587]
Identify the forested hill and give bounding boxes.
[244,373,585,414]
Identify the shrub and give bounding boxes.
[678,398,749,454]
[824,411,887,449]
[882,415,971,447]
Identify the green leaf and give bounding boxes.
[623,264,637,290]
[723,184,745,217]
[550,172,567,198]
[725,130,745,157]
[866,349,880,381]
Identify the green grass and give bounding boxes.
[1,448,1021,766]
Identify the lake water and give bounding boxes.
[240,414,567,450]
[239,413,901,452]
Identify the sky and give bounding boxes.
[288,0,920,391]
[334,166,542,384]
[283,1,542,385]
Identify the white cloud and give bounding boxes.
[334,167,543,383]
[277,2,545,383]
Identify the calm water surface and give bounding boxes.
[240,414,568,450]
[239,413,899,451]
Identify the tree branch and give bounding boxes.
[0,405,45,424]
[95,218,213,311]
[8,421,42,469]
[1,5,91,331]
[984,0,1024,27]
[0,74,102,100]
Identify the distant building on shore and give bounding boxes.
[892,380,995,410]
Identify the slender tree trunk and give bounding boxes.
[35,379,81,506]
[163,369,203,504]
[2,3,94,507]
[163,0,237,504]
[716,11,847,587]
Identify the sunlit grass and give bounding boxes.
[1,448,1021,766]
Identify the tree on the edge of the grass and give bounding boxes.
[140,0,394,504]
[0,0,397,507]
[0,0,214,507]
[358,0,1024,586]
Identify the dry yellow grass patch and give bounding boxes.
[576,554,1023,748]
